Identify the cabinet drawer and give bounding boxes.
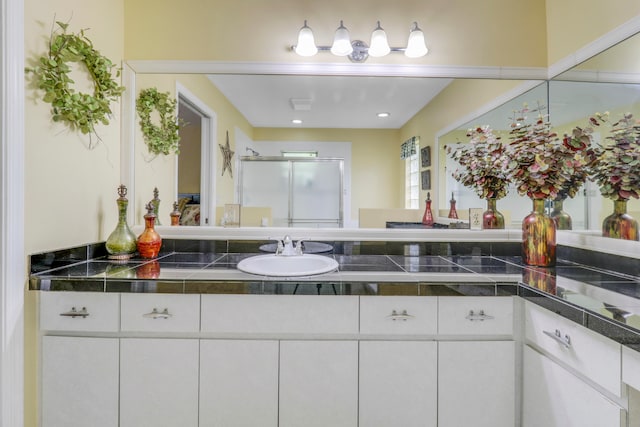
[360,296,437,335]
[525,301,621,396]
[438,296,514,336]
[120,294,200,333]
[40,292,120,332]
[201,295,359,335]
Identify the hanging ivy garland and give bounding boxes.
[25,21,125,141]
[136,88,181,156]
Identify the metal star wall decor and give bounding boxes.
[219,131,235,177]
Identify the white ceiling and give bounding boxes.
[207,74,453,129]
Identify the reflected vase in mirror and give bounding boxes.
[549,197,572,230]
[422,192,434,226]
[482,198,504,229]
[522,198,556,267]
[137,202,162,259]
[602,199,639,241]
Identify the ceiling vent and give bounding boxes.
[290,98,313,111]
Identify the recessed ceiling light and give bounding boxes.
[292,119,303,124]
[377,112,390,118]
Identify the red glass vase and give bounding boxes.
[422,193,434,226]
[137,207,162,259]
[602,199,639,241]
[522,198,556,267]
[482,198,504,229]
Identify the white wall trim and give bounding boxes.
[0,0,25,424]
[121,62,137,224]
[125,60,548,80]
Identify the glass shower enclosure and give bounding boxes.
[239,157,344,227]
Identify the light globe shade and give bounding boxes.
[405,22,428,58]
[368,21,390,57]
[330,21,353,56]
[295,20,318,57]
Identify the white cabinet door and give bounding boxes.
[279,340,358,427]
[200,340,279,427]
[42,336,119,427]
[120,338,199,427]
[523,346,624,427]
[359,340,438,427]
[439,341,515,427]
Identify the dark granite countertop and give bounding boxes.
[28,238,640,351]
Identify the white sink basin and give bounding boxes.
[236,254,339,277]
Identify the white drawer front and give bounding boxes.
[525,301,621,396]
[622,346,640,390]
[438,296,514,336]
[201,295,359,335]
[359,296,438,335]
[120,294,200,333]
[40,292,120,333]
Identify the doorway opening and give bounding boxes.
[177,86,217,225]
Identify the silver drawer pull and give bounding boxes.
[386,309,414,321]
[543,329,571,349]
[60,307,89,318]
[465,310,494,322]
[143,308,172,319]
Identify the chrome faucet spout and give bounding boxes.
[278,235,297,256]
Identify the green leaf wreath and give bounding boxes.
[136,88,181,156]
[25,21,125,142]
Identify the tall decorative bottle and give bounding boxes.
[151,187,162,225]
[137,201,162,259]
[448,192,459,219]
[422,192,434,226]
[105,185,138,260]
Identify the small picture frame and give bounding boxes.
[469,208,484,230]
[421,170,431,190]
[421,146,431,168]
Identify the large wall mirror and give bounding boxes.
[125,28,639,236]
[437,31,640,232]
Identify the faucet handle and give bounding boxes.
[295,238,308,255]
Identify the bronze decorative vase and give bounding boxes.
[602,199,639,241]
[549,197,572,230]
[522,198,556,267]
[482,198,505,229]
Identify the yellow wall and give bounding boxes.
[124,0,548,68]
[178,111,202,194]
[545,0,640,66]
[254,127,402,222]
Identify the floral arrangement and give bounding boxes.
[447,125,510,199]
[505,104,592,200]
[586,112,640,201]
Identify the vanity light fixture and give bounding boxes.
[377,112,390,118]
[291,119,303,124]
[293,20,428,62]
